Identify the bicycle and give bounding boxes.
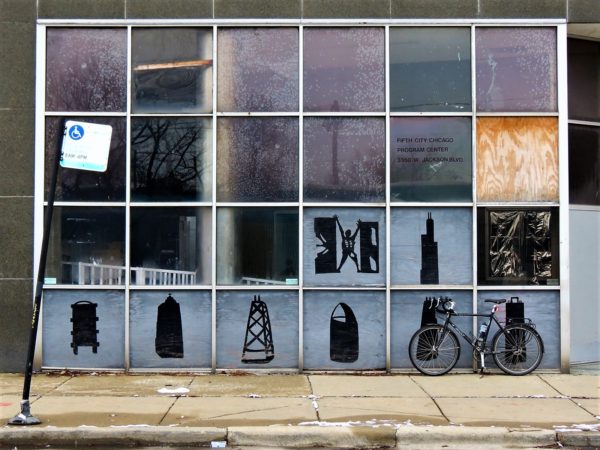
[408,297,544,376]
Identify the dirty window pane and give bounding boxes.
[217,117,299,202]
[218,28,299,112]
[131,117,212,202]
[45,117,126,202]
[304,118,385,202]
[476,28,557,112]
[390,117,472,202]
[46,28,127,112]
[569,125,600,206]
[477,208,559,286]
[216,208,299,285]
[304,27,385,112]
[130,207,211,285]
[390,27,471,112]
[132,28,212,113]
[568,38,600,122]
[46,207,125,285]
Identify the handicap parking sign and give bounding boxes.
[60,120,112,172]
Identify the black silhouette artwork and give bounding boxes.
[314,215,379,274]
[315,217,338,273]
[417,297,446,361]
[155,294,184,358]
[330,302,359,363]
[70,301,99,355]
[241,295,275,364]
[420,212,439,284]
[506,297,526,362]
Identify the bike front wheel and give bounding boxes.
[492,324,544,375]
[408,325,460,376]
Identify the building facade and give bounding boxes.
[0,0,598,372]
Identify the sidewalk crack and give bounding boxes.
[307,375,321,421]
[409,375,451,425]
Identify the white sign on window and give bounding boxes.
[60,120,112,172]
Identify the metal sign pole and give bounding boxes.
[8,120,65,426]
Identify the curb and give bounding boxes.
[396,426,557,447]
[229,425,396,448]
[0,426,226,447]
[557,431,600,448]
[0,425,562,448]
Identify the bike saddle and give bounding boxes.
[484,298,507,304]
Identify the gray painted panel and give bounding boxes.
[303,291,385,370]
[569,209,600,363]
[42,290,125,368]
[304,208,386,287]
[0,280,32,371]
[391,290,473,368]
[129,291,211,369]
[216,291,298,369]
[476,291,560,369]
[391,208,472,285]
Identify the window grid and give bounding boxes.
[37,22,566,372]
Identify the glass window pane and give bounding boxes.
[130,207,211,285]
[390,208,472,286]
[303,291,385,370]
[217,118,299,202]
[45,117,126,202]
[46,207,125,285]
[303,208,386,287]
[131,117,212,202]
[477,208,560,286]
[476,117,558,202]
[476,27,557,112]
[569,124,600,206]
[218,28,299,112]
[304,27,384,112]
[390,27,471,112]
[304,118,385,202]
[46,28,127,112]
[568,38,600,122]
[132,28,212,113]
[390,117,472,202]
[217,208,299,285]
[130,291,212,369]
[216,291,299,369]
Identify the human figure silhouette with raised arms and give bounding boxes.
[334,215,361,272]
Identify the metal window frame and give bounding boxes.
[34,18,569,373]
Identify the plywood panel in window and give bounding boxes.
[476,117,558,202]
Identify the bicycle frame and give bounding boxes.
[435,306,507,369]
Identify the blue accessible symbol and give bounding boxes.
[68,125,84,141]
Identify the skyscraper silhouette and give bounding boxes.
[420,212,439,284]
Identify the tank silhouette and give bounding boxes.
[329,302,359,363]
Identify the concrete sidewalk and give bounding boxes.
[0,372,598,448]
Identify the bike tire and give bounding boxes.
[408,325,460,376]
[491,324,544,376]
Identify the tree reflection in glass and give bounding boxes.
[131,118,212,202]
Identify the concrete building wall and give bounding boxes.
[0,0,597,372]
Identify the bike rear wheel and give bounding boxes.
[408,325,460,376]
[492,324,543,375]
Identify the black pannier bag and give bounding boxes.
[506,296,526,363]
[416,297,439,361]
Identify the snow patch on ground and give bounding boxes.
[157,387,190,395]
[554,423,600,432]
